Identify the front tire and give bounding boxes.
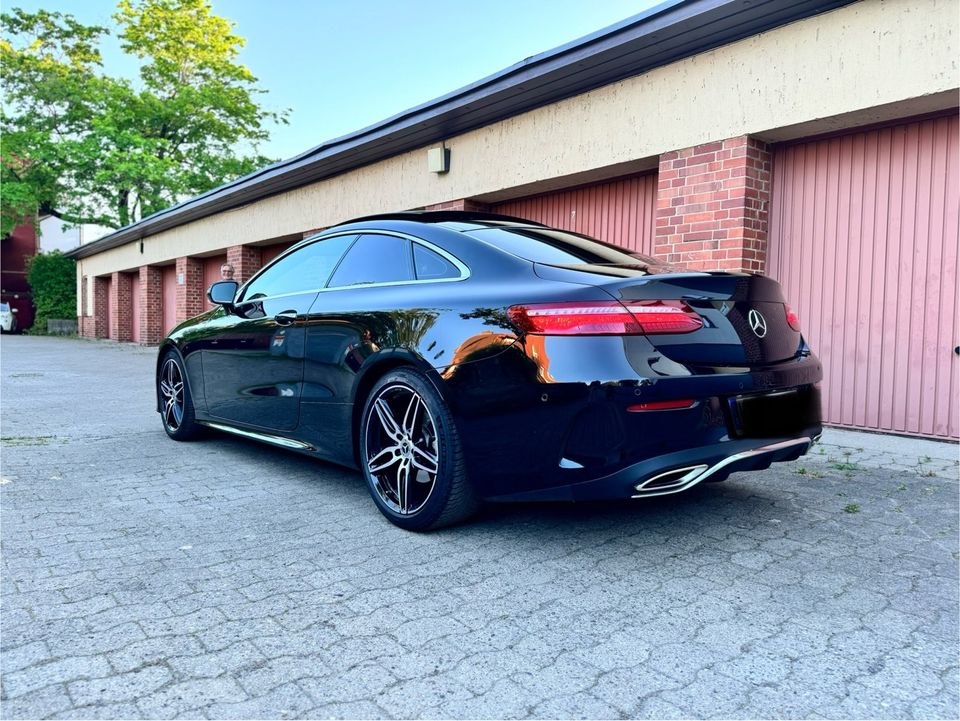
[360,368,478,531]
[158,351,202,440]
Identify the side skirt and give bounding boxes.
[197,420,317,452]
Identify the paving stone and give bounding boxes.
[1,335,957,720]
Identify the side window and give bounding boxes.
[413,243,460,280]
[327,234,415,287]
[241,234,356,301]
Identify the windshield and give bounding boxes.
[466,226,665,269]
[0,303,9,312]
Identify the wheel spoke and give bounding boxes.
[374,398,403,441]
[402,393,420,435]
[397,461,410,514]
[368,445,402,473]
[411,444,438,474]
[160,380,173,397]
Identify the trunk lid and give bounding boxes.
[533,262,801,366]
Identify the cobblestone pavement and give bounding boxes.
[2,335,958,720]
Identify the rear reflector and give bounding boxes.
[627,399,697,411]
[508,300,703,336]
[785,304,801,332]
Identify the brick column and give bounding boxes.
[425,198,490,212]
[91,276,109,338]
[139,266,163,345]
[175,256,204,323]
[109,272,133,342]
[655,136,771,273]
[226,245,262,284]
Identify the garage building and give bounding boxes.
[65,0,959,439]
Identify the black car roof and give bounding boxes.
[334,210,546,231]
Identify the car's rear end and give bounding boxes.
[455,223,822,502]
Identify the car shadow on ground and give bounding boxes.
[188,427,782,538]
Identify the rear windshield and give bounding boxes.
[466,226,664,269]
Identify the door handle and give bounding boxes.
[274,310,298,326]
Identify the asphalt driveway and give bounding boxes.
[1,335,957,719]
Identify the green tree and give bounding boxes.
[0,0,286,236]
[25,250,76,332]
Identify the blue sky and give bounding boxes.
[9,0,659,160]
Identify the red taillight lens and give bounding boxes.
[627,399,697,411]
[508,300,703,336]
[785,304,801,332]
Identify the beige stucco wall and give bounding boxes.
[76,0,958,308]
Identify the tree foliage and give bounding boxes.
[1,0,286,236]
[26,250,76,331]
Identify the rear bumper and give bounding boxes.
[486,429,819,502]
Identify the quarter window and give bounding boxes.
[327,234,415,287]
[241,234,356,301]
[413,243,460,280]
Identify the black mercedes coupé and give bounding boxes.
[156,211,822,530]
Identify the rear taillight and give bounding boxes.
[508,300,703,336]
[627,399,697,411]
[785,304,801,332]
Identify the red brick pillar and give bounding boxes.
[109,272,133,342]
[226,245,262,284]
[175,256,204,323]
[425,199,490,212]
[92,276,109,339]
[655,136,771,273]
[139,266,163,345]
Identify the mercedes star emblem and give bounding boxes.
[748,309,767,338]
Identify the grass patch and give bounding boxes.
[0,435,57,446]
[843,503,861,514]
[831,461,860,471]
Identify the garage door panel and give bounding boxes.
[492,174,657,254]
[161,266,177,336]
[130,274,140,344]
[770,114,958,439]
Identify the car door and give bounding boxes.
[201,234,357,431]
[299,233,465,462]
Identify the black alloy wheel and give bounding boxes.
[360,368,478,530]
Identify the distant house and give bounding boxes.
[0,217,111,332]
[38,215,112,254]
[0,221,38,330]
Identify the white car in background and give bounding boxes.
[0,302,18,333]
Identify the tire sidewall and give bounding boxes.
[360,368,458,530]
[158,351,197,440]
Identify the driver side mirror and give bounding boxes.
[207,280,239,308]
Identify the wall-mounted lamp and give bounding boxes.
[427,144,450,174]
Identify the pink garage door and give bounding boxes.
[768,114,959,439]
[161,266,177,335]
[130,273,141,343]
[103,276,114,339]
[203,255,227,310]
[492,173,658,254]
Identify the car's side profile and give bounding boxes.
[157,211,822,530]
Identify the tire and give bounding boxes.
[359,368,479,531]
[157,351,203,441]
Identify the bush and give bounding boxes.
[26,251,76,334]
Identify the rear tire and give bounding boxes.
[157,351,202,441]
[360,368,478,531]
